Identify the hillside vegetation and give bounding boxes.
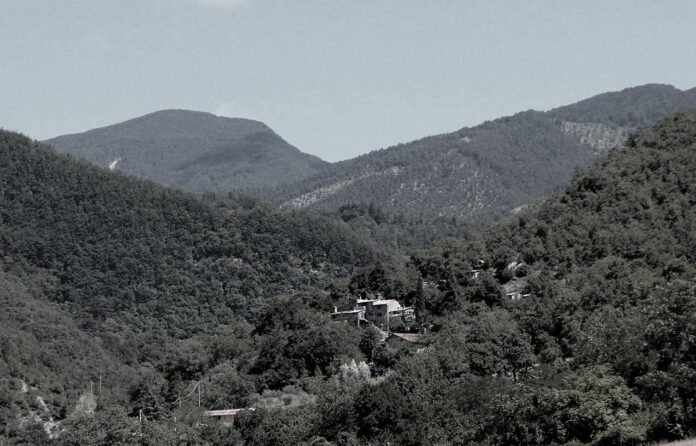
[257,84,696,223]
[198,110,696,445]
[0,130,379,444]
[325,110,696,445]
[3,109,695,444]
[44,110,328,192]
[1,130,377,341]
[4,103,696,445]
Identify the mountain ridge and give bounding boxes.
[4,108,696,444]
[334,110,696,444]
[255,83,696,223]
[44,109,329,192]
[0,128,377,356]
[41,84,696,230]
[0,126,383,442]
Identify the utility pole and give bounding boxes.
[198,382,201,408]
[90,380,93,396]
[99,375,102,395]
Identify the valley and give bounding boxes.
[2,88,696,446]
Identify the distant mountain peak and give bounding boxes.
[131,108,271,129]
[549,83,692,127]
[44,109,329,192]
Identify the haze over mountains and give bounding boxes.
[45,110,328,192]
[45,84,696,226]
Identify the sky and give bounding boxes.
[1,1,695,162]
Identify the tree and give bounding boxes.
[128,371,170,420]
[359,326,383,363]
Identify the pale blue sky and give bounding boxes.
[1,0,695,161]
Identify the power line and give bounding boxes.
[172,381,202,408]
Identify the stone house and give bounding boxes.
[331,297,415,330]
[330,308,365,326]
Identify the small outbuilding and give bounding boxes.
[204,408,255,426]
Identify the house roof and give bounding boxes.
[331,309,364,315]
[205,408,255,417]
[389,333,421,343]
[389,306,414,311]
[372,299,402,306]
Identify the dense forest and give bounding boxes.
[3,105,696,445]
[255,84,696,223]
[0,130,378,444]
[326,202,478,259]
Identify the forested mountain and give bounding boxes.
[43,108,480,258]
[258,84,696,223]
[5,109,696,444]
[43,85,696,233]
[326,202,478,259]
[0,263,132,441]
[319,110,696,445]
[0,130,377,443]
[549,82,696,126]
[44,110,329,192]
[167,108,696,446]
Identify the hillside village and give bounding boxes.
[4,0,696,444]
[3,110,696,445]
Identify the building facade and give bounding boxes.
[331,297,415,330]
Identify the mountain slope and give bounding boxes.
[44,109,329,192]
[4,110,696,444]
[0,264,131,439]
[259,84,696,223]
[329,110,696,445]
[0,128,380,443]
[0,130,376,360]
